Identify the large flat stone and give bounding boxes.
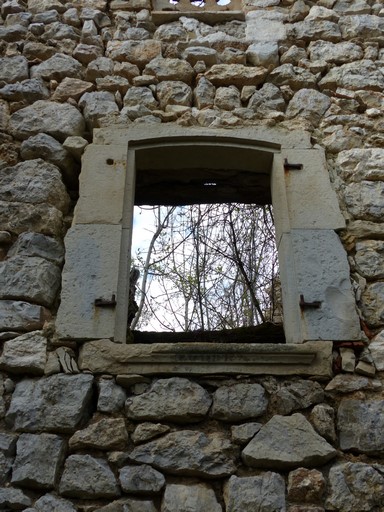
[0,201,64,237]
[162,483,222,512]
[73,144,127,225]
[6,374,93,433]
[79,339,333,377]
[242,413,336,469]
[282,229,361,341]
[56,224,122,340]
[211,383,267,421]
[125,378,211,423]
[129,430,236,478]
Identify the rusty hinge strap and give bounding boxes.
[284,159,303,171]
[94,294,117,308]
[299,294,321,309]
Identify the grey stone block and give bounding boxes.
[11,433,65,489]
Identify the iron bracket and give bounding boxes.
[284,159,303,171]
[94,294,117,308]
[299,294,321,310]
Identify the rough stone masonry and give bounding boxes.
[0,0,384,510]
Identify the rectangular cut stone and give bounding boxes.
[93,125,312,150]
[289,229,362,341]
[282,149,345,231]
[79,339,333,378]
[245,11,287,42]
[73,144,127,225]
[56,224,122,340]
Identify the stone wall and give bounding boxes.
[0,0,384,509]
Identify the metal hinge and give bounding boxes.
[94,294,117,308]
[284,159,303,171]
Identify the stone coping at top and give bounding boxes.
[78,339,333,378]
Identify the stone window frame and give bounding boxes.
[151,0,245,24]
[56,124,362,377]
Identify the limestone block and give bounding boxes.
[231,423,262,444]
[11,433,65,489]
[248,82,285,112]
[245,10,287,42]
[123,86,158,109]
[9,100,85,142]
[355,361,376,377]
[205,64,267,87]
[73,144,127,224]
[338,399,384,454]
[246,42,279,69]
[336,148,384,183]
[129,430,236,478]
[284,230,361,341]
[369,330,384,371]
[339,14,384,41]
[79,339,333,377]
[0,55,28,85]
[214,86,241,111]
[98,498,156,512]
[144,57,195,84]
[0,201,63,237]
[97,378,126,413]
[33,494,77,512]
[325,462,384,512]
[310,404,336,443]
[360,282,384,327]
[0,331,47,375]
[267,64,317,90]
[78,91,119,129]
[59,455,120,499]
[56,224,122,340]
[0,487,31,509]
[193,77,215,109]
[270,380,324,415]
[291,20,341,41]
[156,81,192,110]
[224,473,285,512]
[63,136,88,161]
[319,60,384,91]
[162,483,222,512]
[242,413,336,469]
[288,468,325,503]
[8,232,64,265]
[69,417,128,450]
[286,89,331,125]
[30,53,82,81]
[51,77,94,102]
[183,47,218,67]
[0,159,70,213]
[0,300,50,332]
[308,40,363,64]
[120,465,165,494]
[0,256,61,307]
[0,24,27,41]
[131,422,170,445]
[106,40,162,67]
[125,378,212,423]
[6,374,94,433]
[342,181,384,221]
[340,347,356,372]
[211,383,267,421]
[0,78,49,103]
[325,374,381,393]
[334,0,371,14]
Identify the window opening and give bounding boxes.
[128,150,283,343]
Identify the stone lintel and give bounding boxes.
[78,340,333,377]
